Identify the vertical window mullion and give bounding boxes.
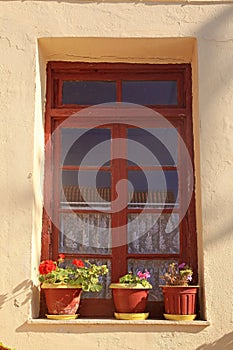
[116,79,122,102]
[111,124,128,281]
[52,123,62,259]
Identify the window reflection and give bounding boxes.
[128,170,178,208]
[62,81,117,105]
[61,170,111,210]
[122,80,177,105]
[127,128,178,166]
[61,128,111,166]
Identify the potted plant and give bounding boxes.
[0,343,15,350]
[109,270,152,320]
[160,262,199,321]
[39,254,108,319]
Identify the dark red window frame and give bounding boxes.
[41,62,197,318]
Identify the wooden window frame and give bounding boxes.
[41,62,197,318]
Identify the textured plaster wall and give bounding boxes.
[0,1,232,350]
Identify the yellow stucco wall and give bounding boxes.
[0,1,232,349]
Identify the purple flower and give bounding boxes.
[187,275,192,281]
[178,262,186,269]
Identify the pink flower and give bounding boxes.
[137,271,143,279]
[137,270,150,280]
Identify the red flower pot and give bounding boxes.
[110,283,151,319]
[161,285,199,320]
[42,284,82,315]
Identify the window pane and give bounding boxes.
[61,170,111,210]
[127,128,178,166]
[59,213,111,254]
[127,213,180,254]
[62,81,117,105]
[122,80,177,105]
[128,170,178,209]
[61,128,111,166]
[128,259,178,301]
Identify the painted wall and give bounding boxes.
[0,1,232,349]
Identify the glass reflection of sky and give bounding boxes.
[127,128,178,166]
[61,128,111,166]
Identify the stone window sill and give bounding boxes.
[28,317,210,327]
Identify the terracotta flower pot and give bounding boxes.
[42,284,82,317]
[109,283,151,319]
[160,285,199,320]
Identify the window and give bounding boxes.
[42,62,197,318]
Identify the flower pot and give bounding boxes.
[42,284,82,319]
[109,283,151,319]
[160,285,199,320]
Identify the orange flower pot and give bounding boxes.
[161,285,199,320]
[42,284,82,316]
[110,283,151,319]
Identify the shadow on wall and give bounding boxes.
[0,280,32,310]
[196,332,233,350]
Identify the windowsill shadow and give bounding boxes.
[196,332,233,350]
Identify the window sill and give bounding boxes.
[28,317,210,327]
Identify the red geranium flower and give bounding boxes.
[39,260,57,275]
[72,259,85,268]
[58,254,65,260]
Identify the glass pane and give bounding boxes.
[82,259,112,299]
[128,170,178,209]
[127,128,178,166]
[59,213,111,254]
[127,213,180,254]
[122,80,177,105]
[62,81,116,105]
[61,128,111,166]
[128,259,178,301]
[61,170,111,210]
